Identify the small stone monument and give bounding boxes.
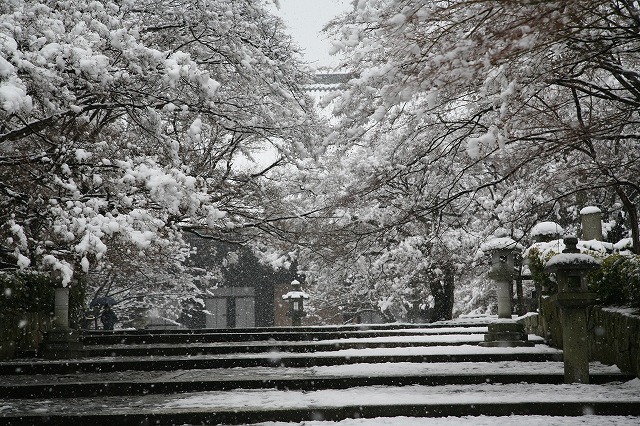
[544,236,599,383]
[480,236,532,347]
[580,206,603,241]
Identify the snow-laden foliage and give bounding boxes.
[326,0,640,241]
[296,0,640,320]
[0,0,317,306]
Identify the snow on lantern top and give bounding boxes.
[530,221,564,239]
[579,206,601,215]
[281,279,309,300]
[543,237,601,274]
[544,253,601,272]
[480,237,523,252]
[281,291,310,300]
[543,237,601,295]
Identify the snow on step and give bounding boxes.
[0,361,622,387]
[243,342,559,359]
[159,381,640,410]
[2,381,639,417]
[87,333,494,348]
[255,415,640,426]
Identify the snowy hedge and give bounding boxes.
[589,255,640,308]
[0,272,85,324]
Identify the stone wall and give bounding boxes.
[0,312,52,360]
[519,304,640,378]
[589,306,640,377]
[520,296,564,348]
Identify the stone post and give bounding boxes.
[580,206,603,241]
[544,237,599,383]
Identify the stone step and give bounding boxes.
[80,321,491,336]
[18,339,497,359]
[79,326,490,345]
[3,383,640,425]
[0,348,562,375]
[8,411,640,426]
[1,370,631,398]
[79,334,503,357]
[13,325,495,358]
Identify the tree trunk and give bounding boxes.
[615,186,640,255]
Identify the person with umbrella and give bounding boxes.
[90,296,118,330]
[100,304,118,330]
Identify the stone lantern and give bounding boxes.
[480,237,522,319]
[479,237,532,347]
[544,236,600,383]
[281,279,309,326]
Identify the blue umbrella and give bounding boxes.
[89,296,117,307]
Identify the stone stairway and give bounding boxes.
[1,319,639,425]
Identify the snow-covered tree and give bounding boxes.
[296,0,640,320]
[326,0,639,243]
[0,0,318,297]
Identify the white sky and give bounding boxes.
[271,0,352,68]
[233,1,351,168]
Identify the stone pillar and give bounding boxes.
[580,206,603,241]
[560,300,590,383]
[54,287,70,329]
[544,237,599,383]
[495,279,512,318]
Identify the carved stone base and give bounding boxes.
[479,321,534,347]
[39,329,85,359]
